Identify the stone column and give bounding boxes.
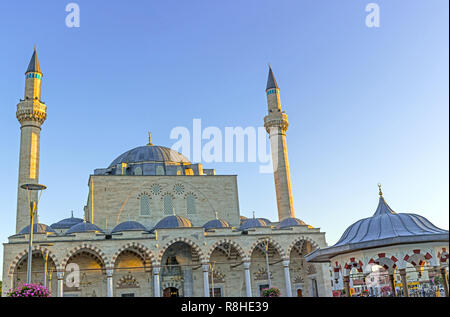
[343,275,351,297]
[202,263,210,297]
[106,269,114,297]
[388,274,397,297]
[56,271,64,297]
[399,269,408,297]
[243,261,252,297]
[153,266,161,297]
[441,267,449,297]
[282,260,292,297]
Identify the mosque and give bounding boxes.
[2,48,333,297]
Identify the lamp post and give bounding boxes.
[21,183,47,284]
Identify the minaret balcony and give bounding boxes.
[264,113,289,133]
[16,100,47,125]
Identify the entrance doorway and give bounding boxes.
[297,289,303,297]
[163,287,179,297]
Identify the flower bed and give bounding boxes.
[7,283,51,297]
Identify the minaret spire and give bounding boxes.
[266,65,279,90]
[263,66,295,221]
[26,46,42,74]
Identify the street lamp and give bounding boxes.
[20,183,47,284]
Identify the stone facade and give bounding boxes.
[85,175,241,229]
[2,224,332,297]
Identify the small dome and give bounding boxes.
[153,215,192,230]
[19,223,56,235]
[277,217,307,229]
[203,219,231,230]
[109,145,191,168]
[334,197,448,247]
[239,218,270,230]
[112,221,148,233]
[51,217,83,229]
[66,221,104,235]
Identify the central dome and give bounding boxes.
[109,145,191,167]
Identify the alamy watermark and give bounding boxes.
[65,3,80,28]
[169,119,279,174]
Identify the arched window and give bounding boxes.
[156,166,165,175]
[186,194,196,215]
[163,194,174,215]
[140,195,150,216]
[176,167,183,176]
[134,167,143,176]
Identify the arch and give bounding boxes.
[438,248,449,264]
[156,237,205,264]
[247,237,286,260]
[368,253,399,274]
[206,239,247,262]
[286,236,320,259]
[403,249,433,268]
[61,244,109,270]
[110,242,155,268]
[8,245,60,275]
[343,257,365,275]
[134,166,143,176]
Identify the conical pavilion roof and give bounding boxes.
[305,195,448,263]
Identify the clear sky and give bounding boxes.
[0,1,448,276]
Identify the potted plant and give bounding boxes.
[7,283,51,297]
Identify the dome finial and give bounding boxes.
[252,211,256,219]
[71,210,74,218]
[215,211,219,220]
[378,183,383,197]
[147,132,153,146]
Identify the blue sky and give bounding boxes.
[0,1,448,276]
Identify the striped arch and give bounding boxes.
[286,236,320,259]
[110,242,155,268]
[206,239,247,262]
[403,249,433,268]
[247,237,286,260]
[156,237,205,264]
[8,245,60,275]
[368,253,399,274]
[438,248,449,263]
[343,257,364,275]
[61,244,109,269]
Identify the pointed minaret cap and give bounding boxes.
[26,46,42,74]
[266,65,279,90]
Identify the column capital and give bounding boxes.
[202,264,210,272]
[153,266,161,275]
[57,271,65,280]
[106,269,114,277]
[243,261,251,269]
[282,260,290,267]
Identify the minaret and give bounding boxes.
[264,66,295,221]
[15,47,47,233]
